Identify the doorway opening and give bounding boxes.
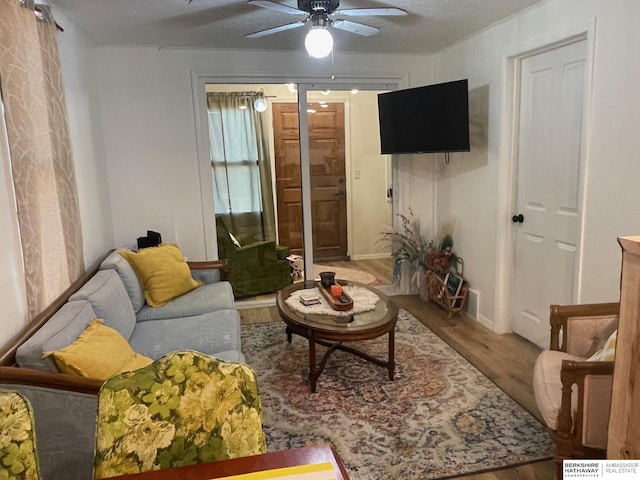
[204,83,394,301]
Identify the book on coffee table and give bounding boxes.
[221,462,337,480]
[300,293,321,306]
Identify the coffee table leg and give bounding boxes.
[388,329,395,380]
[285,326,292,343]
[308,333,317,393]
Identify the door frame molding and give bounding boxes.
[493,18,597,334]
[190,72,406,264]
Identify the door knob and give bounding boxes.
[512,214,524,223]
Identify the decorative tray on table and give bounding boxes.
[317,282,354,311]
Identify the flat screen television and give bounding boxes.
[378,79,470,154]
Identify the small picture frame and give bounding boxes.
[444,272,464,307]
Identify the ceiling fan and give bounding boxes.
[245,0,407,58]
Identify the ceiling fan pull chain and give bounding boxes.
[331,48,335,80]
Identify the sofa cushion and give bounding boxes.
[16,301,96,372]
[69,270,136,340]
[99,250,145,313]
[533,349,584,429]
[120,243,202,307]
[129,309,242,360]
[533,350,613,449]
[190,268,222,285]
[135,281,235,322]
[46,319,153,380]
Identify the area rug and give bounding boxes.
[241,310,553,479]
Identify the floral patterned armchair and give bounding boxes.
[93,351,266,479]
[0,389,42,480]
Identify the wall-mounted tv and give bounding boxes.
[378,79,470,154]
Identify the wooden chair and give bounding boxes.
[0,389,42,480]
[533,302,619,478]
[93,351,266,479]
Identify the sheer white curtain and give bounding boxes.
[207,91,276,242]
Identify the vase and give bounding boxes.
[319,271,335,288]
[419,273,430,302]
[397,261,424,295]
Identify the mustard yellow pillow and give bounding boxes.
[120,243,202,307]
[46,319,153,380]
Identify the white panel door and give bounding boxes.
[512,40,587,348]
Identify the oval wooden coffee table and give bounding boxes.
[276,280,398,393]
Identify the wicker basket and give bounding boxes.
[425,258,468,318]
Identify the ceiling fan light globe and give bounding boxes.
[305,28,333,58]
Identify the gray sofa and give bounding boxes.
[17,250,244,369]
[0,249,243,480]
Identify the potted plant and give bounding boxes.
[380,211,460,295]
[380,208,431,294]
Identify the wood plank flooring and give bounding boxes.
[315,257,394,285]
[238,259,555,479]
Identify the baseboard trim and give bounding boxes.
[350,253,391,261]
[235,297,276,309]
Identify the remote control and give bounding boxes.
[339,295,349,303]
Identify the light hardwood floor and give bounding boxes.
[238,259,555,479]
[315,257,395,285]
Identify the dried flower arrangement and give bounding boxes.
[380,209,457,288]
[425,218,458,277]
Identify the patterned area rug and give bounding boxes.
[241,310,553,479]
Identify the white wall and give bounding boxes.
[429,0,640,331]
[93,46,435,260]
[347,90,394,260]
[55,6,114,266]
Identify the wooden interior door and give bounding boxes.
[273,102,348,261]
[273,103,303,255]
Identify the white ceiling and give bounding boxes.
[49,0,545,55]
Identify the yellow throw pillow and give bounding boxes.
[46,319,153,380]
[587,329,617,362]
[120,243,202,307]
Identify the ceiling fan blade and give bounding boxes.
[247,0,306,15]
[332,19,379,36]
[334,7,407,16]
[245,21,306,38]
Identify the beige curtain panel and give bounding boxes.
[0,0,84,319]
[207,91,277,243]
